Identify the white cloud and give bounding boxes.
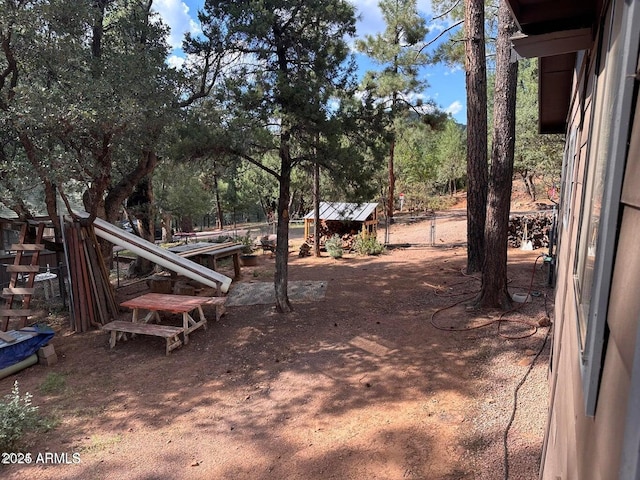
[153,0,201,50]
[167,54,186,70]
[444,65,463,75]
[445,100,463,116]
[349,0,433,39]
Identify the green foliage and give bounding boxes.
[515,59,564,188]
[237,232,255,254]
[426,194,459,211]
[356,0,430,101]
[325,235,344,259]
[354,234,385,256]
[394,116,466,208]
[189,0,362,310]
[0,0,178,220]
[396,118,439,187]
[0,382,41,452]
[153,160,215,220]
[39,373,67,395]
[435,119,466,193]
[430,0,498,70]
[212,235,234,243]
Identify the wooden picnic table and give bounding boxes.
[103,293,226,354]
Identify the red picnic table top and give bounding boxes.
[120,293,215,314]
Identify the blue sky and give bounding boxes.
[153,0,466,124]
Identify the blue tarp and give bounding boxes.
[0,325,55,369]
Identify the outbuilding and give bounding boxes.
[303,202,378,241]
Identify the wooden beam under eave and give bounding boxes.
[507,0,597,36]
[538,54,576,134]
[511,28,593,58]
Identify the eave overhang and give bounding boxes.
[505,0,600,134]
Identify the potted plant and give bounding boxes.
[239,233,259,266]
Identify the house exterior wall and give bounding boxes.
[540,0,640,478]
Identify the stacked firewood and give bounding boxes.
[508,213,553,249]
[64,221,119,332]
[306,232,358,252]
[299,242,312,257]
[308,220,360,251]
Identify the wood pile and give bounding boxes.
[508,213,553,249]
[307,220,359,252]
[64,221,119,332]
[306,232,358,252]
[298,242,312,257]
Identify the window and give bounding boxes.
[572,0,640,416]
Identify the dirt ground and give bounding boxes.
[1,207,553,480]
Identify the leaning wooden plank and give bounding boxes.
[78,225,98,331]
[0,309,33,318]
[81,227,106,325]
[2,288,36,296]
[65,222,80,331]
[9,244,45,251]
[6,265,40,273]
[71,223,88,332]
[88,227,119,318]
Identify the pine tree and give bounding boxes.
[464,0,489,273]
[193,0,357,312]
[475,0,519,308]
[356,0,429,222]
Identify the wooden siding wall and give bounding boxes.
[541,1,640,478]
[542,50,591,479]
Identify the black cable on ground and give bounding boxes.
[430,255,545,339]
[425,254,552,479]
[503,317,551,480]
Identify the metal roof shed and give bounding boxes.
[303,202,379,240]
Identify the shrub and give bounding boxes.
[237,232,254,254]
[325,235,343,258]
[0,381,41,452]
[354,234,385,256]
[212,235,234,244]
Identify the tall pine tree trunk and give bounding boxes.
[388,137,396,222]
[275,130,293,313]
[313,160,321,257]
[475,1,519,309]
[213,172,224,229]
[464,0,488,273]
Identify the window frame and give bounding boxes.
[573,0,640,417]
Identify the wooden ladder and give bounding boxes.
[0,222,45,331]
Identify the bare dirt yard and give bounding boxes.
[1,207,552,480]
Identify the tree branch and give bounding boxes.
[229,149,281,181]
[432,0,463,21]
[417,20,464,58]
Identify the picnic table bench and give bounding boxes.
[102,293,226,355]
[102,321,183,356]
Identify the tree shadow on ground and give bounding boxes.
[1,245,551,480]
